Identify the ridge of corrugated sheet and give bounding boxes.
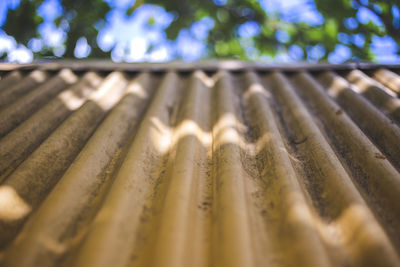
[0,63,399,267]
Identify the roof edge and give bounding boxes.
[1,60,400,72]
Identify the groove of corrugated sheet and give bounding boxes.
[0,64,399,267]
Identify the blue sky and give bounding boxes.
[0,0,399,63]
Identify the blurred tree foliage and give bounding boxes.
[2,0,111,59]
[1,0,400,61]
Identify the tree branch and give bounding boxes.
[354,0,399,43]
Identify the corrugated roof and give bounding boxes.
[0,62,399,267]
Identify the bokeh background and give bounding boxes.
[0,0,399,63]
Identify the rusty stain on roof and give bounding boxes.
[0,62,399,267]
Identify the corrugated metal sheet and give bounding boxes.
[0,62,399,267]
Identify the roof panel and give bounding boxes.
[0,62,399,267]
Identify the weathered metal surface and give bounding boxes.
[0,63,399,267]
